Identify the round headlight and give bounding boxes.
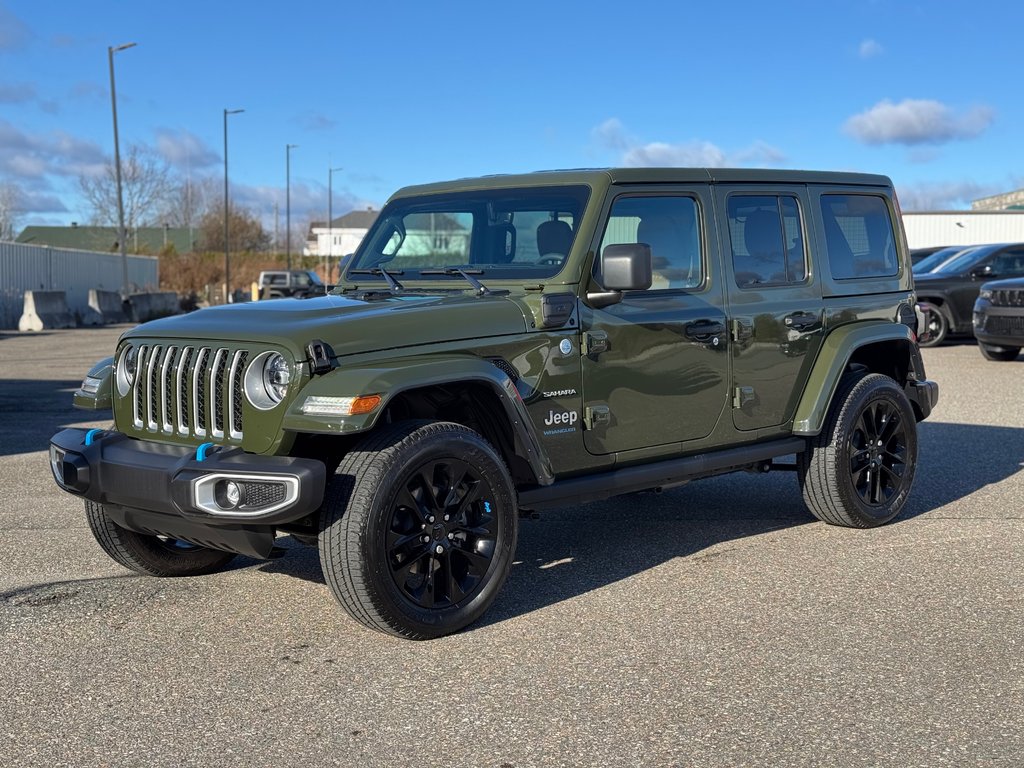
[244,351,291,410]
[115,345,138,396]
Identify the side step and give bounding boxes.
[518,437,806,511]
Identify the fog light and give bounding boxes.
[215,479,244,509]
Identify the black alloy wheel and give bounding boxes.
[386,458,499,610]
[847,399,910,507]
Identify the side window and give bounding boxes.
[268,274,286,286]
[992,248,1024,276]
[597,196,702,290]
[727,195,807,288]
[820,194,898,279]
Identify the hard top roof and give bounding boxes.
[391,167,893,199]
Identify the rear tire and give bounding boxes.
[799,373,918,528]
[85,501,237,576]
[319,420,518,640]
[978,342,1020,361]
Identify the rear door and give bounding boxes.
[580,186,731,455]
[715,186,825,432]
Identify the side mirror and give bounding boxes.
[970,264,994,279]
[587,243,653,308]
[601,243,653,291]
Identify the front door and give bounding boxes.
[581,188,730,455]
[715,187,825,432]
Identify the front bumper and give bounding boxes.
[49,428,326,558]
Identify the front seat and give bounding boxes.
[536,220,573,264]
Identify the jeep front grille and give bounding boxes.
[130,344,248,442]
[991,289,1024,307]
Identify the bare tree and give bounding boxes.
[197,202,270,254]
[0,182,21,240]
[78,143,173,231]
[160,174,218,230]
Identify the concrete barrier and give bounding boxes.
[89,289,129,324]
[18,291,76,332]
[127,291,180,323]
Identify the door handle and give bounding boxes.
[784,311,819,331]
[685,319,726,342]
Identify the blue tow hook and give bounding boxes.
[196,442,215,462]
[84,429,103,446]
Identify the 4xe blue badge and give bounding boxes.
[559,338,572,356]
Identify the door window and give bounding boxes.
[597,196,702,290]
[727,195,807,288]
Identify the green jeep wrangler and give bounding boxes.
[50,168,938,639]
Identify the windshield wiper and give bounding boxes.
[420,267,502,296]
[349,267,405,292]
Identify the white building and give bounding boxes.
[901,211,1024,249]
[305,208,381,258]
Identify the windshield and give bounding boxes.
[912,246,968,274]
[932,246,992,275]
[344,185,590,282]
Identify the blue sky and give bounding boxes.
[1,0,1022,232]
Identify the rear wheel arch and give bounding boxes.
[793,324,920,436]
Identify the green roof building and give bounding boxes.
[16,225,195,254]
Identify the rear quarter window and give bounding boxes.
[820,195,898,279]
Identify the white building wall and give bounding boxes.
[901,212,1024,248]
[307,227,370,258]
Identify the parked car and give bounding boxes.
[913,242,1024,346]
[912,245,974,275]
[50,168,938,639]
[909,245,952,264]
[258,270,326,299]
[973,277,1024,361]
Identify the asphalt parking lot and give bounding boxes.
[1,326,1021,768]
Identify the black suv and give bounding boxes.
[973,278,1024,360]
[914,242,1024,346]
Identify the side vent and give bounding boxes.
[488,358,520,382]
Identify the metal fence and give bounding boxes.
[0,242,159,329]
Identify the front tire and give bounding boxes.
[978,342,1020,361]
[799,373,918,528]
[319,420,518,640]
[917,304,948,347]
[85,501,237,576]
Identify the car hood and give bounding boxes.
[980,276,1024,290]
[125,292,530,358]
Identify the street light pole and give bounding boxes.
[327,166,342,282]
[223,108,244,303]
[286,143,297,269]
[108,41,136,297]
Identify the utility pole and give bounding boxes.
[286,143,297,269]
[108,41,137,297]
[328,165,342,282]
[223,108,244,303]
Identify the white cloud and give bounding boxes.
[593,118,785,168]
[0,119,107,182]
[154,128,220,170]
[844,99,994,146]
[859,39,883,58]
[896,180,1004,211]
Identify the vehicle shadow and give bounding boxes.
[0,378,111,458]
[261,420,1023,629]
